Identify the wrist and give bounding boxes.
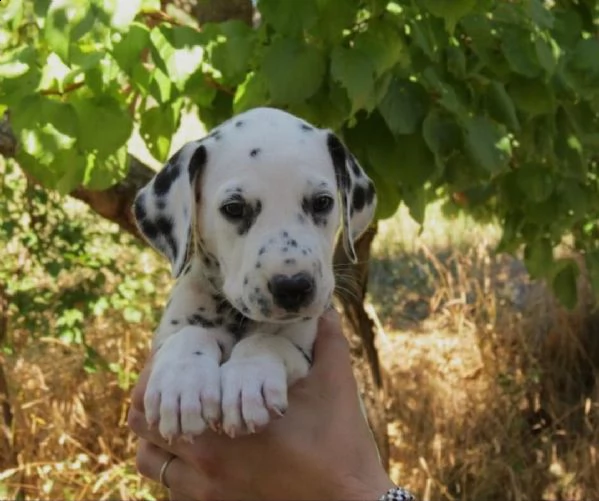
[332,471,396,501]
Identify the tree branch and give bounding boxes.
[0,114,152,242]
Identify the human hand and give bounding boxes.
[128,309,395,500]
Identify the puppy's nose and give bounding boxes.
[268,272,315,311]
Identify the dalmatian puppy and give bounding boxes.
[133,107,376,441]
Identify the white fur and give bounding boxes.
[133,107,376,439]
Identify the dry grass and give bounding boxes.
[1,200,599,500]
[371,204,599,501]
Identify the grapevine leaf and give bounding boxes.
[262,38,325,105]
[524,237,553,279]
[552,259,579,309]
[422,0,477,33]
[72,96,133,159]
[331,46,376,113]
[140,103,181,162]
[211,21,255,85]
[378,77,428,135]
[463,116,511,174]
[257,0,318,36]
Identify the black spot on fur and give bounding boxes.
[301,197,310,215]
[171,319,179,325]
[256,261,261,268]
[288,239,298,247]
[282,247,288,253]
[301,249,308,256]
[236,200,262,236]
[189,145,206,183]
[327,134,350,191]
[133,194,146,221]
[298,213,306,224]
[140,221,158,240]
[187,314,223,328]
[259,246,266,256]
[235,120,244,127]
[282,231,289,238]
[366,181,375,205]
[243,276,249,285]
[156,199,167,211]
[227,309,251,340]
[349,154,362,177]
[250,148,261,158]
[284,258,296,265]
[209,129,222,141]
[352,185,366,212]
[194,351,203,356]
[153,162,180,196]
[300,123,313,131]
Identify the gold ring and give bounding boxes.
[159,455,176,489]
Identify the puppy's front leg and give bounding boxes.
[220,318,317,437]
[145,326,232,442]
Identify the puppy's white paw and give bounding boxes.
[220,356,288,437]
[144,329,222,442]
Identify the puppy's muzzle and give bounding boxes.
[268,272,315,311]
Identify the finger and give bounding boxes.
[136,440,206,498]
[129,407,183,455]
[132,362,154,412]
[310,308,352,379]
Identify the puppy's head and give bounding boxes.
[133,108,376,323]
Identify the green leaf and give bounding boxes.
[262,38,325,105]
[330,46,376,113]
[463,116,511,174]
[509,77,555,117]
[150,25,204,91]
[422,110,461,167]
[140,103,181,162]
[400,185,427,225]
[422,0,477,33]
[211,21,255,85]
[370,169,401,220]
[353,20,408,77]
[111,23,150,75]
[83,145,129,190]
[72,96,133,159]
[233,71,269,114]
[552,259,579,310]
[44,6,71,63]
[499,25,541,78]
[524,237,553,279]
[485,82,520,132]
[516,164,554,203]
[378,78,428,135]
[395,133,437,187]
[258,0,318,36]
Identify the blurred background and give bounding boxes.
[1,0,599,499]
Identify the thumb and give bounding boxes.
[309,308,353,382]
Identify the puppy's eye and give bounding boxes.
[220,201,246,219]
[312,195,334,213]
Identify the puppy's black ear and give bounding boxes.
[132,141,207,277]
[326,133,377,262]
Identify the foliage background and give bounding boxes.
[1,0,599,500]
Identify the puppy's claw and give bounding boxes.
[181,433,195,444]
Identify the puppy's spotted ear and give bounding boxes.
[132,141,206,278]
[326,133,377,263]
